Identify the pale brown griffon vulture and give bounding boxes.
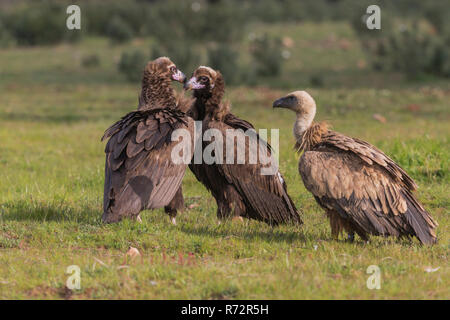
[273,90,437,244]
[183,66,302,226]
[101,57,194,224]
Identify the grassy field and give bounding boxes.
[0,22,448,299]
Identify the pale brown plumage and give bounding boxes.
[273,90,437,244]
[102,57,194,223]
[183,67,302,225]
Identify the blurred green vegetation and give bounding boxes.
[118,50,146,82]
[352,1,450,78]
[0,0,448,83]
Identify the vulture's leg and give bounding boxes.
[131,214,142,223]
[215,187,233,222]
[217,199,244,224]
[347,220,369,242]
[231,200,245,223]
[164,186,185,225]
[216,187,246,224]
[216,199,232,223]
[347,232,355,242]
[341,218,355,242]
[355,230,369,242]
[327,210,343,240]
[339,217,368,243]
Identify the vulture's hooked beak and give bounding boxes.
[172,69,186,83]
[273,96,297,110]
[183,77,205,91]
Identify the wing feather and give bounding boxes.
[321,131,417,191]
[103,109,194,218]
[299,150,437,243]
[206,119,302,225]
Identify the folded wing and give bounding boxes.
[102,109,194,221]
[205,114,302,225]
[300,140,437,244]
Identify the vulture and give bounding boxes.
[183,66,302,226]
[101,57,194,224]
[273,90,438,244]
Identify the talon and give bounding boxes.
[171,217,177,225]
[136,215,142,223]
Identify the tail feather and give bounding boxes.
[403,191,437,245]
[282,191,303,225]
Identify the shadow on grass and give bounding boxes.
[0,199,100,224]
[179,223,307,244]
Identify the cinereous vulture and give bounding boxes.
[273,90,438,244]
[183,66,302,226]
[102,57,194,224]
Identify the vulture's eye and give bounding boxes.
[199,76,208,83]
[170,66,176,73]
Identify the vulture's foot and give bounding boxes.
[346,232,355,243]
[164,206,178,225]
[232,216,244,223]
[128,214,142,223]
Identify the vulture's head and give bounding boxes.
[144,57,186,83]
[273,91,316,116]
[184,66,225,100]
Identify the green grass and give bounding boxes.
[0,22,449,299]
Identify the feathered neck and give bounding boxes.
[138,71,176,110]
[294,122,329,153]
[192,87,227,121]
[190,92,208,120]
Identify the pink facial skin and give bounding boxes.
[186,77,205,89]
[172,69,186,82]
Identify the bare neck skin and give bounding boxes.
[293,106,316,142]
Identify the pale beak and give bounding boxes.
[183,77,205,91]
[172,69,186,83]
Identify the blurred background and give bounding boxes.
[0,0,448,87]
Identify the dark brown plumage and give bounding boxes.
[273,90,438,244]
[102,57,194,224]
[184,66,302,226]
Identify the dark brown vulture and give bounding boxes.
[102,57,194,224]
[273,90,438,244]
[183,66,302,226]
